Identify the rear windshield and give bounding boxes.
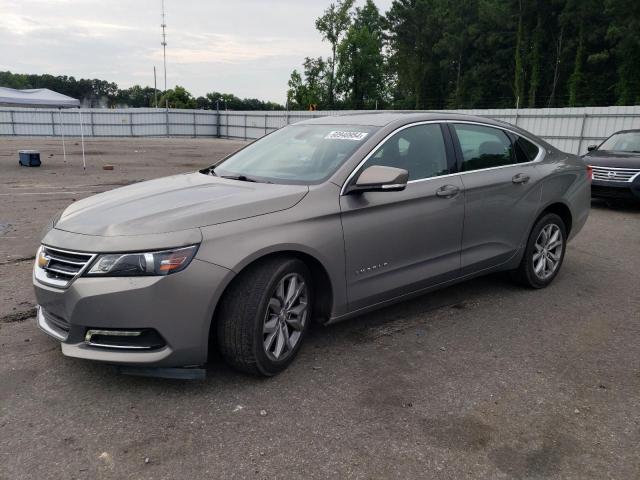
[212,124,377,184]
[598,132,640,153]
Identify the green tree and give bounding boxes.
[432,0,479,108]
[336,0,385,108]
[117,85,157,107]
[605,0,640,104]
[286,70,306,109]
[315,0,355,106]
[386,0,444,108]
[286,58,329,109]
[159,85,196,109]
[513,0,525,107]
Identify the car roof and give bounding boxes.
[296,111,555,152]
[607,129,640,134]
[296,111,514,129]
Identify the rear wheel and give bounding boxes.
[511,213,567,288]
[216,257,312,376]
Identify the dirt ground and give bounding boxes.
[0,137,639,479]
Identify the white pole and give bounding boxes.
[78,108,86,171]
[58,108,67,163]
[161,0,169,137]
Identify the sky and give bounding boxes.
[0,0,394,103]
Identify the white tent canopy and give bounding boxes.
[0,87,85,169]
[0,87,80,108]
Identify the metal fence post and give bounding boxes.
[90,110,94,136]
[577,113,588,155]
[129,112,134,136]
[264,114,267,136]
[9,110,15,135]
[193,111,197,138]
[244,114,247,140]
[50,111,56,136]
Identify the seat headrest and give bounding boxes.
[479,141,506,156]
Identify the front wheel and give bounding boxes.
[216,257,313,376]
[511,213,567,288]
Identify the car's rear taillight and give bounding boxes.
[586,165,593,182]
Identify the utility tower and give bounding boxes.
[161,0,169,135]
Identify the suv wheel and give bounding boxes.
[511,213,567,288]
[217,257,312,376]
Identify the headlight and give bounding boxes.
[85,245,198,277]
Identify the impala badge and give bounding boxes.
[356,262,389,275]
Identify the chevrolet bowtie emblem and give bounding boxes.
[37,251,51,269]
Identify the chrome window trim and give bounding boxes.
[340,119,545,195]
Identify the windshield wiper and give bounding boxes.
[220,174,272,184]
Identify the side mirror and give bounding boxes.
[587,145,598,152]
[345,165,408,194]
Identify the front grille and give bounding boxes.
[36,246,95,288]
[591,166,640,183]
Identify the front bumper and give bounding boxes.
[34,258,233,367]
[591,179,640,200]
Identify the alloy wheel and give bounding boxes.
[532,224,563,280]
[262,273,308,361]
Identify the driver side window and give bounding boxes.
[364,124,449,181]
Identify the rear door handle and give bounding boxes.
[512,173,530,184]
[436,184,460,198]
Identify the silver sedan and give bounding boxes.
[33,113,591,377]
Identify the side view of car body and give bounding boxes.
[583,129,640,202]
[33,113,591,376]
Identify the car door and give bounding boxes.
[339,123,465,312]
[448,122,544,275]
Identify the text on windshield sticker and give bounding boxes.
[325,131,369,141]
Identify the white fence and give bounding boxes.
[2,106,640,154]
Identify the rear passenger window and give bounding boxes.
[453,124,515,172]
[513,135,540,163]
[365,124,449,181]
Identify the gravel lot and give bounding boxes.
[1,137,639,480]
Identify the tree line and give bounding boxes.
[2,0,637,112]
[287,0,640,110]
[0,71,284,110]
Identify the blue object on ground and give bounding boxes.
[18,150,41,167]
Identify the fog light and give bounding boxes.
[84,329,166,350]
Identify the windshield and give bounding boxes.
[211,124,377,184]
[598,132,640,153]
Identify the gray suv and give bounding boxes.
[33,113,591,376]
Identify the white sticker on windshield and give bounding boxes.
[325,131,369,141]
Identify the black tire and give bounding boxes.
[511,213,567,289]
[216,257,313,376]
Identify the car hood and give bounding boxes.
[55,172,309,236]
[583,150,640,169]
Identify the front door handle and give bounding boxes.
[512,173,530,184]
[436,184,460,198]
